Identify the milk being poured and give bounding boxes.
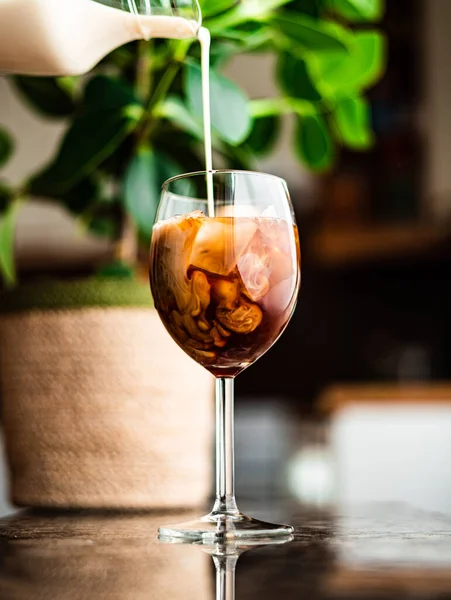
[0,0,199,76]
[0,0,215,209]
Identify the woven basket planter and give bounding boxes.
[0,279,213,510]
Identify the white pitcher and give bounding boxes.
[0,0,201,76]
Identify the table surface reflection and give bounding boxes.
[1,503,451,599]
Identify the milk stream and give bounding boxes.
[197,26,215,217]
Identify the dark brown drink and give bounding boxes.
[150,212,301,377]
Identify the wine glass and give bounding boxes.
[160,537,294,600]
[149,170,301,541]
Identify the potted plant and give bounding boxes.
[0,0,385,509]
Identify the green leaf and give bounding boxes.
[295,113,334,171]
[277,53,322,101]
[0,200,21,287]
[155,96,204,140]
[210,41,240,67]
[123,148,181,235]
[0,181,13,212]
[57,76,79,97]
[60,177,100,216]
[151,130,209,176]
[29,77,143,196]
[199,0,237,18]
[185,62,251,145]
[83,75,139,113]
[12,77,75,118]
[211,28,273,57]
[286,0,326,18]
[245,115,281,156]
[333,95,373,148]
[209,0,293,29]
[0,127,14,169]
[30,112,137,197]
[312,31,386,94]
[87,214,120,239]
[272,13,350,53]
[107,46,136,70]
[328,0,384,22]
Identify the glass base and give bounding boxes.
[158,512,294,543]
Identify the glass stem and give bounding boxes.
[212,378,239,515]
[213,555,238,600]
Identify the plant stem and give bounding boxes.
[118,40,150,270]
[0,195,25,288]
[148,61,180,113]
[138,39,193,145]
[135,39,152,104]
[249,97,317,118]
[116,213,139,266]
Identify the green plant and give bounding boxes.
[0,0,386,286]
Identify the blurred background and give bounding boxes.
[1,0,451,518]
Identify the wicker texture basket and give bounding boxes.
[0,291,213,509]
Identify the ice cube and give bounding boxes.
[237,253,270,302]
[190,218,258,276]
[258,218,291,255]
[153,213,203,314]
[261,205,278,218]
[215,205,259,218]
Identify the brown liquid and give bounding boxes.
[150,213,301,377]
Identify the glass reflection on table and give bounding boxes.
[160,535,293,600]
[0,511,293,600]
